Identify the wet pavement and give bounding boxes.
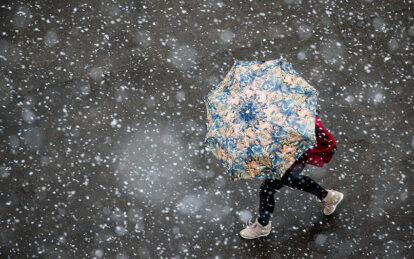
[0,0,413,258]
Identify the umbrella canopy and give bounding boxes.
[203,58,319,181]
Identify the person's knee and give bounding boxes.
[283,173,302,187]
[261,179,282,192]
[260,185,274,197]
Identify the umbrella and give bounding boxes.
[203,57,319,181]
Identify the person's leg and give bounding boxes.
[281,162,328,200]
[257,178,284,226]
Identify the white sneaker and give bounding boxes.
[320,189,344,215]
[239,218,271,239]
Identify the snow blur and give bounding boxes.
[0,0,413,258]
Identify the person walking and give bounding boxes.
[203,58,344,239]
[239,115,344,239]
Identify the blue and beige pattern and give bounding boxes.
[204,58,319,181]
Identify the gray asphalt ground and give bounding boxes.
[0,0,413,258]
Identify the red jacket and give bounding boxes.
[298,116,337,167]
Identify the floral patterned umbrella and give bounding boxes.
[203,57,319,181]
